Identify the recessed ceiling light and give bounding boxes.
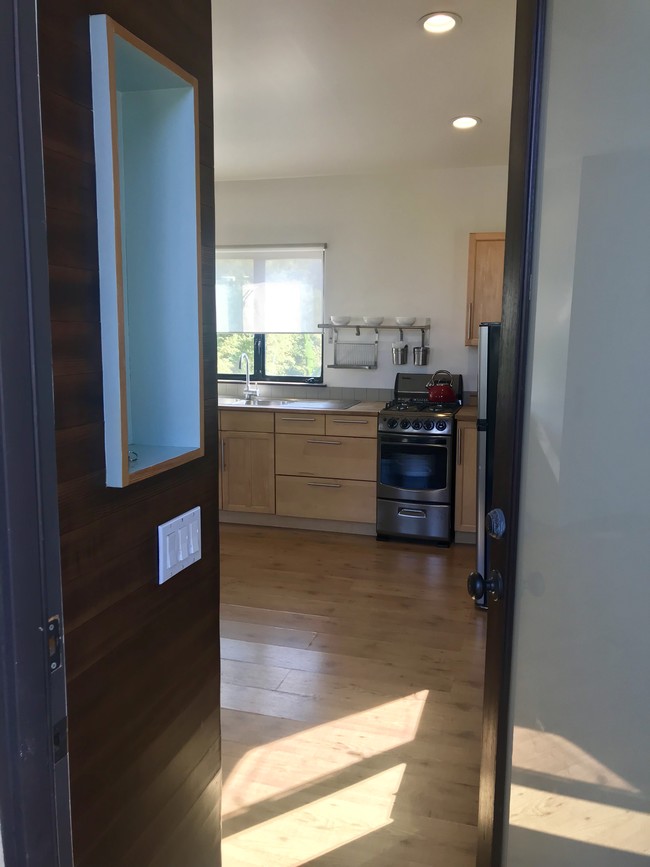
[452,116,481,130]
[421,12,461,34]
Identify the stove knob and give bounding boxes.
[423,419,435,431]
[386,417,399,429]
[411,419,422,430]
[435,420,447,431]
[399,418,411,430]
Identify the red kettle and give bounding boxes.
[426,370,456,403]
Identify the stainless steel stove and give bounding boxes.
[376,373,463,544]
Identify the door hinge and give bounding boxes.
[47,614,62,672]
[52,716,68,763]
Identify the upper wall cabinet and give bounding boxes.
[89,15,203,487]
[465,232,505,346]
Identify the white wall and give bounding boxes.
[215,166,508,391]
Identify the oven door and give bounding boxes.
[377,433,452,504]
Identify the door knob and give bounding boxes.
[486,508,506,539]
[467,569,504,602]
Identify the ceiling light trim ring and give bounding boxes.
[451,115,481,129]
[420,11,462,33]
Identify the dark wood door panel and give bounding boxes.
[38,0,221,862]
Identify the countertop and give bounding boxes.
[218,399,385,415]
[456,405,477,421]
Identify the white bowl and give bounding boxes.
[363,316,383,326]
[396,316,416,327]
[330,316,351,326]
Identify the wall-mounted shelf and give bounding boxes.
[318,321,430,343]
[327,328,379,369]
[90,15,203,487]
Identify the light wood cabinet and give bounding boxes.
[220,407,378,526]
[275,413,325,435]
[221,430,275,513]
[275,433,377,482]
[325,415,376,438]
[276,476,376,523]
[220,410,275,514]
[454,420,477,533]
[465,232,505,346]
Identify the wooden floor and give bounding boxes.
[220,524,486,867]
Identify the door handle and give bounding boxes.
[307,439,342,445]
[398,508,427,518]
[467,569,503,602]
[331,419,368,424]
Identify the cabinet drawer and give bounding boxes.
[220,410,274,433]
[276,433,377,481]
[275,413,325,435]
[325,414,377,438]
[276,476,376,524]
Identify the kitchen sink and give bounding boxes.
[218,397,359,410]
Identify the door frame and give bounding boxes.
[0,0,73,863]
[475,0,547,864]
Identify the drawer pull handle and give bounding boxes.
[331,419,369,424]
[280,416,317,422]
[307,482,342,488]
[398,508,427,518]
[306,439,342,445]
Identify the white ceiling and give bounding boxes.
[212,0,517,180]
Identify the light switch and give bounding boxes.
[179,525,190,561]
[158,506,201,584]
[189,518,200,554]
[166,531,178,568]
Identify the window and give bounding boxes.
[216,245,325,382]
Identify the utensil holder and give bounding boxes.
[392,345,408,365]
[413,346,429,366]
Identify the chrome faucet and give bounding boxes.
[239,352,259,400]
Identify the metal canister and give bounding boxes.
[413,346,429,366]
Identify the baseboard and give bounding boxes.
[219,510,377,536]
[455,531,477,545]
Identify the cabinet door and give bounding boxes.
[454,421,478,533]
[221,431,275,513]
[465,233,505,346]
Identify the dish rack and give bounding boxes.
[328,328,379,369]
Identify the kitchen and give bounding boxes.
[213,1,515,864]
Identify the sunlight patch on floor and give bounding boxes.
[512,725,640,793]
[223,691,428,818]
[509,784,650,855]
[222,764,406,867]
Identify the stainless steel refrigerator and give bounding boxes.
[475,322,501,608]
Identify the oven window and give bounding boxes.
[380,441,449,491]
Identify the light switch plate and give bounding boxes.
[158,506,201,584]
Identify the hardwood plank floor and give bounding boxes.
[220,524,485,866]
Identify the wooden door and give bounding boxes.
[221,431,275,513]
[38,1,222,864]
[466,232,506,345]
